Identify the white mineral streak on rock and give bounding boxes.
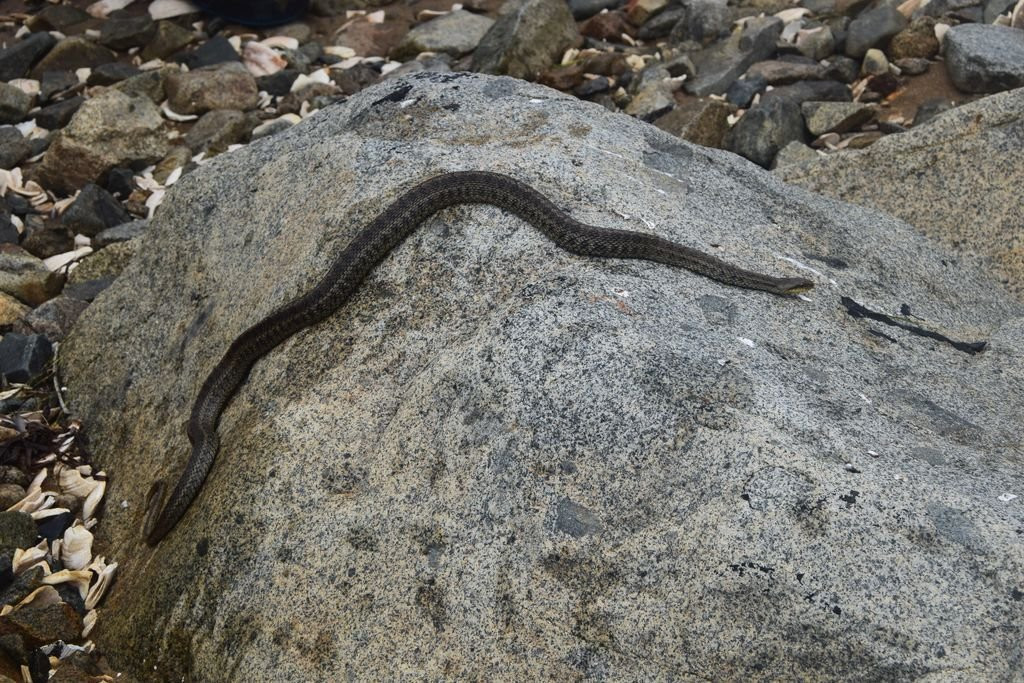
[737,337,756,347]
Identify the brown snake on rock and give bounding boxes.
[143,170,813,545]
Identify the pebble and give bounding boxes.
[726,96,805,167]
[0,33,58,82]
[165,63,259,114]
[61,183,131,237]
[141,20,197,61]
[942,24,1024,93]
[844,5,907,58]
[801,100,876,135]
[393,10,496,60]
[29,37,117,79]
[0,332,54,383]
[179,35,241,69]
[0,126,32,169]
[0,82,32,125]
[98,14,158,51]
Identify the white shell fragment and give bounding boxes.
[43,246,94,273]
[261,35,299,50]
[149,0,201,20]
[243,41,287,77]
[85,557,118,610]
[12,540,49,576]
[87,0,135,17]
[161,101,199,122]
[61,524,95,571]
[43,569,93,600]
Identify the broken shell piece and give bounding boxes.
[82,609,98,637]
[8,469,51,514]
[8,79,40,97]
[145,188,166,218]
[43,569,92,600]
[934,22,949,43]
[161,100,198,122]
[1011,0,1023,27]
[366,9,385,22]
[43,246,94,272]
[61,524,94,570]
[243,41,287,77]
[323,45,355,59]
[775,7,811,21]
[261,35,299,50]
[227,35,242,52]
[12,539,50,575]
[149,0,200,19]
[85,557,117,610]
[87,0,135,17]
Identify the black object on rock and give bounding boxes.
[194,0,310,27]
[62,184,132,237]
[0,333,54,384]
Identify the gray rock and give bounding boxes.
[39,69,78,102]
[392,10,495,60]
[822,54,860,82]
[795,24,835,61]
[179,35,240,69]
[653,98,735,148]
[760,79,851,105]
[140,20,196,62]
[0,126,31,170]
[669,0,733,45]
[17,295,89,342]
[771,139,821,167]
[0,333,53,383]
[36,90,169,194]
[256,69,300,97]
[746,58,828,85]
[21,219,73,259]
[623,80,676,121]
[25,4,90,32]
[29,37,117,79]
[983,0,1016,22]
[637,7,686,40]
[62,183,132,237]
[165,62,259,115]
[685,16,783,95]
[0,32,57,82]
[183,109,257,154]
[942,24,1024,94]
[570,0,624,19]
[778,86,1024,299]
[94,218,148,247]
[801,101,876,135]
[35,95,85,130]
[113,64,179,104]
[912,97,952,126]
[0,83,32,125]
[86,62,142,86]
[844,5,907,58]
[471,0,582,80]
[66,242,135,289]
[726,96,805,167]
[726,75,767,107]
[99,14,157,50]
[894,57,931,75]
[860,48,889,76]
[61,72,1024,677]
[0,511,37,552]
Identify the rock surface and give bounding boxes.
[61,73,1024,680]
[777,86,1024,300]
[942,24,1024,93]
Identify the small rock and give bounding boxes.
[0,290,28,326]
[636,7,685,41]
[686,16,783,96]
[21,218,74,259]
[725,96,805,167]
[99,14,157,50]
[165,62,259,114]
[861,48,889,76]
[37,90,169,195]
[34,95,85,130]
[627,0,670,24]
[624,80,675,121]
[184,109,257,155]
[669,0,733,45]
[772,139,822,168]
[113,64,179,103]
[573,75,611,97]
[745,58,827,85]
[393,10,496,60]
[795,25,835,61]
[67,241,136,285]
[0,511,38,551]
[179,35,241,69]
[63,277,115,302]
[844,5,907,58]
[912,97,952,126]
[822,54,860,82]
[725,75,767,108]
[29,37,117,79]
[278,82,341,115]
[153,146,192,183]
[0,599,82,650]
[653,98,735,148]
[86,62,141,86]
[0,127,32,170]
[760,79,851,105]
[38,69,78,102]
[251,115,298,140]
[0,333,54,383]
[0,483,26,510]
[471,0,583,80]
[801,100,876,135]
[141,20,196,61]
[94,218,148,247]
[0,33,57,83]
[257,69,300,96]
[570,0,624,18]
[62,183,132,237]
[104,166,135,198]
[889,16,939,60]
[17,295,89,342]
[0,83,32,125]
[333,21,407,59]
[274,22,313,42]
[579,10,634,42]
[942,24,1024,94]
[35,510,74,541]
[25,5,90,32]
[894,57,931,76]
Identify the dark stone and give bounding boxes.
[99,14,157,50]
[0,126,32,170]
[61,184,132,237]
[0,32,57,82]
[726,75,767,108]
[0,333,54,384]
[257,69,300,96]
[34,95,85,130]
[725,97,805,168]
[912,98,953,126]
[39,70,79,103]
[983,0,1015,22]
[942,24,1024,94]
[894,57,930,75]
[0,203,17,244]
[104,167,135,199]
[183,109,256,154]
[0,511,38,551]
[686,17,783,96]
[179,36,241,69]
[5,194,31,215]
[141,20,196,61]
[669,0,734,45]
[94,218,148,247]
[25,5,90,32]
[29,37,117,79]
[844,5,907,58]
[36,511,74,541]
[0,83,32,125]
[760,79,851,106]
[86,62,142,86]
[28,137,50,157]
[18,296,89,342]
[574,76,611,97]
[823,55,860,82]
[63,277,114,302]
[636,8,685,40]
[21,220,74,259]
[569,0,624,19]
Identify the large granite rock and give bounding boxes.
[62,73,1024,680]
[776,86,1024,300]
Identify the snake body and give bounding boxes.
[143,171,812,545]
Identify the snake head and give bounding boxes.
[776,278,814,295]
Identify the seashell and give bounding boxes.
[5,585,61,614]
[775,7,811,21]
[335,56,363,70]
[896,0,924,16]
[379,61,402,75]
[145,188,166,218]
[261,35,299,50]
[149,0,201,20]
[87,0,135,18]
[934,22,949,43]
[366,9,385,23]
[43,569,92,600]
[61,524,94,570]
[227,35,242,52]
[75,67,91,84]
[82,609,98,637]
[243,41,287,77]
[43,246,94,272]
[1012,0,1023,27]
[12,539,50,575]
[323,45,356,58]
[85,557,117,610]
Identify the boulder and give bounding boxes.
[61,73,1024,680]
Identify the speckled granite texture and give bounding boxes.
[62,73,1024,680]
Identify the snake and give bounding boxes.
[142,171,813,545]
